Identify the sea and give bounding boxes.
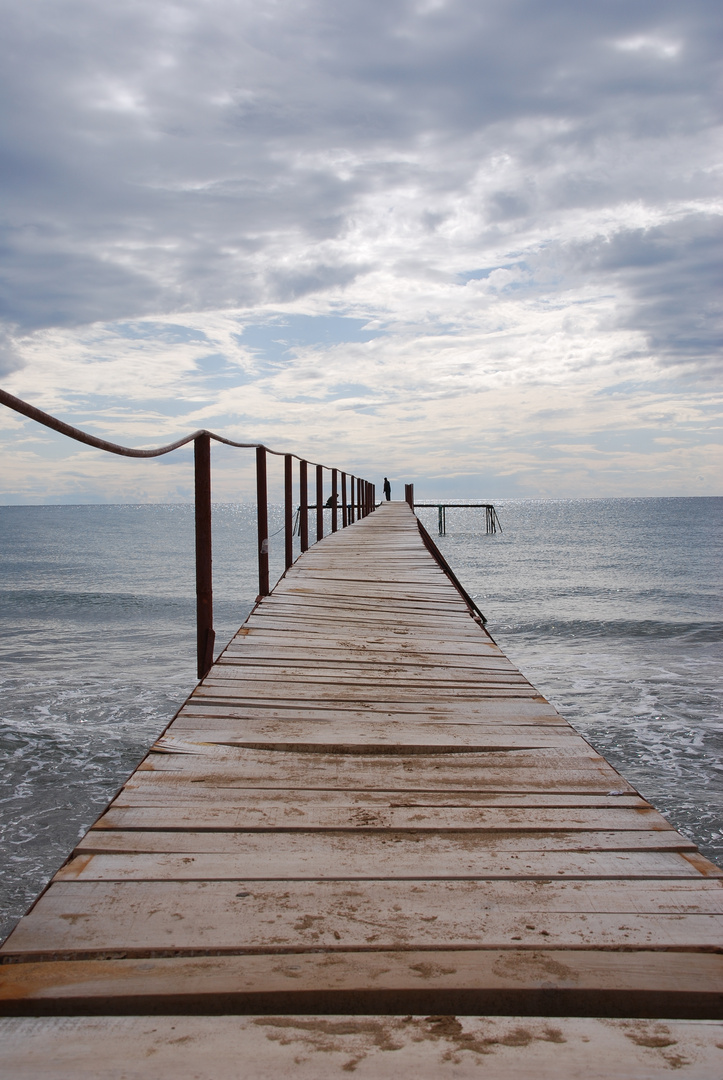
[1,497,721,942]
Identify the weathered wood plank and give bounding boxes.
[153,734,603,756]
[55,846,718,882]
[77,827,692,853]
[174,700,567,722]
[2,951,722,1019]
[2,1014,723,1077]
[161,724,584,750]
[106,784,648,807]
[4,879,723,956]
[134,753,631,791]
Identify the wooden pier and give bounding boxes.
[2,501,722,1077]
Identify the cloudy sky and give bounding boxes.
[0,0,721,502]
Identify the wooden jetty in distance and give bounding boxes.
[2,500,723,1077]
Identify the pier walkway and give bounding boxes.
[2,501,722,1076]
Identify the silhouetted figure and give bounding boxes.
[324,494,339,507]
[383,477,391,501]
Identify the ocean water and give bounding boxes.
[1,497,721,942]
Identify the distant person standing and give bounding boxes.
[383,477,391,501]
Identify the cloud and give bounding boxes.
[0,0,721,496]
[0,327,23,377]
[567,214,723,372]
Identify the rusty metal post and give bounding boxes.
[331,469,338,532]
[256,445,269,598]
[299,459,308,551]
[341,472,347,527]
[349,476,355,523]
[316,463,324,543]
[194,433,214,680]
[284,453,293,569]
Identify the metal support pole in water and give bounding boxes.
[284,454,294,569]
[438,505,446,535]
[485,505,499,534]
[194,433,215,680]
[256,445,270,598]
[299,459,308,552]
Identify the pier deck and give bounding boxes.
[2,501,722,1076]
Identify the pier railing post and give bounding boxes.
[256,445,270,598]
[194,433,214,680]
[299,460,308,552]
[284,454,293,569]
[341,472,347,527]
[316,464,324,542]
[331,469,338,532]
[349,476,355,523]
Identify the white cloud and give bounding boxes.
[613,36,682,59]
[0,0,721,498]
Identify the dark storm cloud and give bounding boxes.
[0,0,721,372]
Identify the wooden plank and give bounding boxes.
[55,846,717,882]
[157,730,599,752]
[152,730,595,753]
[226,633,504,655]
[78,828,692,854]
[4,880,723,956]
[173,700,567,722]
[3,1014,723,1079]
[94,806,669,832]
[133,757,630,792]
[204,672,534,690]
[242,618,495,641]
[105,787,650,809]
[164,716,581,738]
[2,952,723,1019]
[211,661,527,681]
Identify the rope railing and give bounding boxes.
[0,388,377,678]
